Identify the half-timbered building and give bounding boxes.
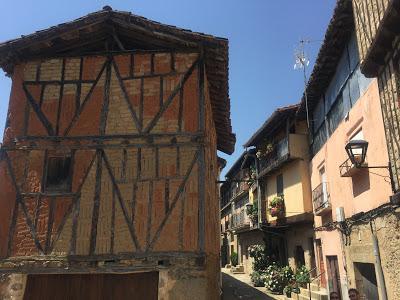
[0,6,235,299]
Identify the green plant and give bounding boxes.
[270,195,284,207]
[230,252,238,267]
[283,283,300,297]
[250,271,266,287]
[269,195,284,217]
[249,165,257,180]
[295,265,311,286]
[264,263,285,294]
[281,265,295,285]
[246,202,259,225]
[248,244,270,271]
[283,285,292,297]
[256,140,275,158]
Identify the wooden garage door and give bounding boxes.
[23,272,158,300]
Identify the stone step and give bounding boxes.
[230,264,245,274]
[287,286,327,300]
[284,293,327,300]
[309,283,320,292]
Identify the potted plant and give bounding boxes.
[283,283,300,298]
[256,140,275,158]
[250,271,266,287]
[230,252,238,267]
[281,266,295,297]
[264,263,285,294]
[295,265,311,288]
[283,285,293,298]
[269,195,284,217]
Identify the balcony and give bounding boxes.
[258,134,308,177]
[231,209,250,231]
[231,181,250,199]
[259,138,289,176]
[312,182,331,216]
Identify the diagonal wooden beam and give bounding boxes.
[22,84,55,136]
[147,149,199,251]
[111,58,142,132]
[89,150,103,255]
[64,59,108,136]
[4,151,44,254]
[102,150,141,251]
[47,195,76,253]
[143,57,200,133]
[6,193,19,258]
[69,151,97,255]
[45,197,56,254]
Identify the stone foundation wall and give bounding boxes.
[345,208,400,300]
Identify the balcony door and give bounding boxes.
[319,167,328,205]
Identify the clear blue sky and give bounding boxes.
[0,0,336,175]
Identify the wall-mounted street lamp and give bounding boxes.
[343,139,399,202]
[345,139,368,167]
[344,139,388,169]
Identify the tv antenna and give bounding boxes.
[294,38,311,129]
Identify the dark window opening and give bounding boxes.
[45,156,72,192]
[289,124,296,134]
[295,245,305,268]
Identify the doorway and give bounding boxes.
[354,262,379,300]
[23,272,159,300]
[315,239,326,288]
[326,256,342,299]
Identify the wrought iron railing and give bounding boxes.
[312,182,330,214]
[259,137,289,175]
[231,209,249,229]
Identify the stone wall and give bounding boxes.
[345,208,400,300]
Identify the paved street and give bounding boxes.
[221,270,276,300]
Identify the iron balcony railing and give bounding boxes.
[312,182,331,215]
[220,181,250,209]
[259,137,289,175]
[231,209,249,230]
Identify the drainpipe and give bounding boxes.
[370,221,388,300]
[338,228,350,300]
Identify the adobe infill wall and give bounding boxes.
[0,51,220,299]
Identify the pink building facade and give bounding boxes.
[300,1,400,299]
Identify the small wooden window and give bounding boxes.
[45,156,72,192]
[276,174,284,196]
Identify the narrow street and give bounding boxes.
[221,271,276,300]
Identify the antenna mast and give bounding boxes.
[294,39,310,129]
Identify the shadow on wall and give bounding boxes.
[352,169,370,197]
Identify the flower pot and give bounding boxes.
[270,207,283,217]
